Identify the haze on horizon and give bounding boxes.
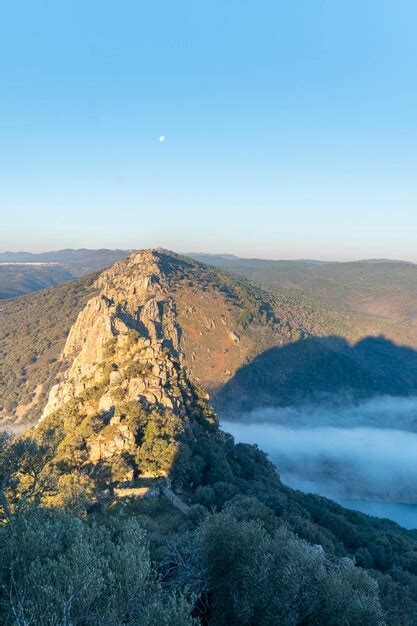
[1,246,417,266]
[2,2,417,261]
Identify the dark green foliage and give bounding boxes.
[162,413,417,624]
[0,434,55,519]
[0,508,196,625]
[135,418,180,475]
[165,514,384,625]
[370,570,417,625]
[212,270,279,329]
[2,399,417,623]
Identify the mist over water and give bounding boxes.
[225,396,417,431]
[221,396,417,529]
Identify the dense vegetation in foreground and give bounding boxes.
[1,414,417,625]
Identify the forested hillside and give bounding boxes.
[190,254,417,347]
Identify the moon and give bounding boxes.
[159,135,166,143]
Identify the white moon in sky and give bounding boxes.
[159,135,166,142]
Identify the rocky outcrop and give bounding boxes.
[36,250,214,486]
[41,251,188,421]
[36,248,286,491]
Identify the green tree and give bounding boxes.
[0,508,196,625]
[167,513,384,626]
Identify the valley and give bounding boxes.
[3,249,417,521]
[222,396,417,527]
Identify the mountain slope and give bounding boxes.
[37,249,294,423]
[189,253,417,347]
[1,250,305,423]
[215,335,417,415]
[8,249,417,625]
[0,263,74,299]
[5,249,417,424]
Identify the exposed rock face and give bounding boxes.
[42,250,186,421]
[4,245,296,425]
[41,247,278,424]
[38,250,215,483]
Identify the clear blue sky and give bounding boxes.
[1,1,417,260]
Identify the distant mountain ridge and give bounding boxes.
[0,264,75,299]
[187,252,416,265]
[3,248,416,300]
[0,248,130,263]
[0,248,130,299]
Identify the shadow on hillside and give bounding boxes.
[213,335,417,415]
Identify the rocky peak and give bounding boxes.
[41,250,194,420]
[34,248,288,487]
[37,250,214,484]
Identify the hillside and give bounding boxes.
[189,254,417,347]
[3,249,417,624]
[5,250,417,424]
[0,248,129,274]
[215,335,417,414]
[0,250,305,423]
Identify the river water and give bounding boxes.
[336,498,417,530]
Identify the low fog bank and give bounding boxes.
[226,395,417,432]
[221,396,417,519]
